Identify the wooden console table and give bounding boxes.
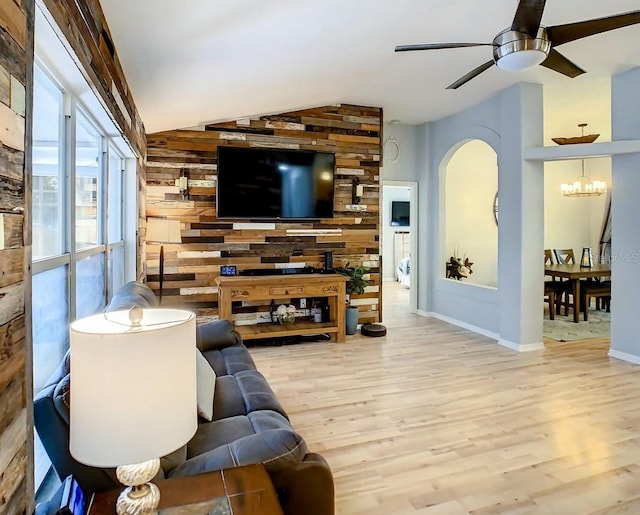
[88,464,283,514]
[216,274,347,343]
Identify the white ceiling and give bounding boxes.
[98,0,640,134]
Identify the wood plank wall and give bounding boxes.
[0,0,34,513]
[146,105,382,324]
[0,2,147,511]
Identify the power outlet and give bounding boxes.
[300,298,307,309]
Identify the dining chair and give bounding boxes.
[553,248,575,264]
[552,248,576,316]
[543,249,558,320]
[581,280,611,321]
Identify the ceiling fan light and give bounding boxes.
[496,49,547,71]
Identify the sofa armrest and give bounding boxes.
[196,319,242,351]
[270,452,334,515]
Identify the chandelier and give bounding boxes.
[560,159,607,197]
[554,123,607,197]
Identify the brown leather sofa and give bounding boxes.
[34,281,334,515]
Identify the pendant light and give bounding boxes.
[560,159,607,197]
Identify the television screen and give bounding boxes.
[216,146,335,219]
[391,201,410,226]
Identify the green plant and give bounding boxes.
[336,263,369,305]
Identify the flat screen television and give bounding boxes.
[216,146,335,219]
[391,201,410,226]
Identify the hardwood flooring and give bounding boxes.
[249,282,640,514]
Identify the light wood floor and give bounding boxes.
[249,282,640,514]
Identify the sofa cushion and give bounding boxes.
[212,370,287,421]
[196,350,216,421]
[196,319,242,351]
[172,410,307,477]
[104,281,158,312]
[202,345,256,376]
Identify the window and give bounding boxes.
[31,61,131,491]
[32,66,64,260]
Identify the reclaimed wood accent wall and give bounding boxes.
[0,0,34,513]
[146,104,382,325]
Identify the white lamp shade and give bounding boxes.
[70,308,197,467]
[146,218,182,244]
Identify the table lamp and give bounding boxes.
[146,218,182,303]
[69,307,197,515]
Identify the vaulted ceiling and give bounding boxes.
[99,0,640,133]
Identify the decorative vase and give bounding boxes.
[345,307,359,335]
[277,312,295,325]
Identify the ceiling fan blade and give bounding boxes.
[446,60,495,90]
[395,43,493,52]
[540,48,586,78]
[547,10,640,47]
[511,0,547,38]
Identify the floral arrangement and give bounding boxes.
[446,251,474,280]
[276,304,296,325]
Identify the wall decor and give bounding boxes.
[384,137,400,163]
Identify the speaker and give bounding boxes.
[324,251,333,271]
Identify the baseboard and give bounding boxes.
[417,310,544,352]
[497,339,544,353]
[608,348,640,365]
[418,311,499,341]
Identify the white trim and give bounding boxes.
[608,349,640,365]
[524,140,640,162]
[417,310,499,341]
[497,339,545,353]
[417,310,544,352]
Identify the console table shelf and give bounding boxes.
[237,320,336,340]
[216,274,347,343]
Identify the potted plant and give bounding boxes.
[336,263,369,335]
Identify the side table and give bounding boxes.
[88,464,283,515]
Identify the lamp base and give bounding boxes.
[115,458,161,515]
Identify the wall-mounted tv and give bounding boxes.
[216,146,335,219]
[391,201,410,226]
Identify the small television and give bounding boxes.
[391,201,410,226]
[216,146,335,219]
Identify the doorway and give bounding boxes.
[382,181,418,317]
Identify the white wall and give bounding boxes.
[445,140,498,287]
[382,186,411,280]
[382,124,419,181]
[609,66,640,361]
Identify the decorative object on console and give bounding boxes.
[276,304,296,325]
[324,251,334,272]
[336,263,369,335]
[69,307,197,515]
[175,170,189,200]
[146,218,182,303]
[220,265,237,277]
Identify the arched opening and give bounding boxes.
[444,139,498,287]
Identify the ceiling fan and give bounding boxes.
[395,0,640,89]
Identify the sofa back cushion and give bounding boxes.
[105,281,158,312]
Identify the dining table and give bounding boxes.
[544,263,611,323]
